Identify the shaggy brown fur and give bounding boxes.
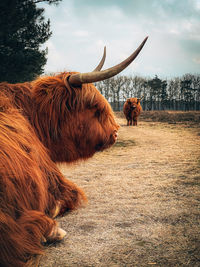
[0,72,119,266]
[123,98,142,126]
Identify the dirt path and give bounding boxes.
[39,116,200,267]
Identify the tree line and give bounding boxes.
[95,73,200,111]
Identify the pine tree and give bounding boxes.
[0,0,61,83]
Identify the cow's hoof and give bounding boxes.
[47,226,66,243]
[52,201,61,218]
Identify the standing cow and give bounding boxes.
[123,97,142,126]
[0,37,148,266]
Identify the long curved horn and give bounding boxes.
[68,36,148,86]
[93,46,106,71]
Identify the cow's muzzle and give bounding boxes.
[131,106,136,110]
[112,130,118,142]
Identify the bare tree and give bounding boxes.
[96,73,200,111]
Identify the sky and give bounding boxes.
[39,0,200,79]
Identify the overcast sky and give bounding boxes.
[40,0,200,79]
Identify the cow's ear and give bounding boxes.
[137,98,140,104]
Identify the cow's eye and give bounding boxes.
[95,109,101,118]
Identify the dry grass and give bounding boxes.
[39,111,200,267]
[116,110,200,124]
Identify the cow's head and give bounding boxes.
[32,37,148,163]
[127,97,142,110]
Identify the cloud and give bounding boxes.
[73,31,90,37]
[193,57,200,64]
[40,0,200,78]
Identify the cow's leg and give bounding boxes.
[18,210,57,241]
[19,210,67,245]
[46,169,87,218]
[58,180,87,216]
[133,117,138,126]
[0,210,58,267]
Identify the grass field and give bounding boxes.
[39,111,200,267]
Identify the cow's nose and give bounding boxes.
[113,130,118,140]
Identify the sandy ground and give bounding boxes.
[39,114,200,267]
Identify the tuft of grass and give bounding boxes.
[176,175,200,187]
[135,240,150,247]
[113,139,136,147]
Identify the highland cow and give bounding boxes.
[123,97,142,126]
[0,37,148,266]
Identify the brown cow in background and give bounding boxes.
[0,37,147,266]
[123,97,142,126]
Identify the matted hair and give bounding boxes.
[0,92,87,266]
